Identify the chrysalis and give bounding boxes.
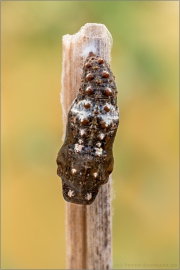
[57,52,119,205]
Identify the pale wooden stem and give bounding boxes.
[61,23,113,270]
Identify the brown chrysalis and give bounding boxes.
[56,52,119,205]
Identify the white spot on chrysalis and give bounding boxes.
[85,193,92,201]
[93,172,98,178]
[95,148,103,156]
[75,144,83,153]
[98,133,105,140]
[80,129,86,136]
[68,190,74,198]
[71,168,77,175]
[96,142,101,148]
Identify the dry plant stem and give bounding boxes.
[61,23,113,270]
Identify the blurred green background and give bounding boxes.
[1,1,179,269]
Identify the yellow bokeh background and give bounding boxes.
[1,1,179,269]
